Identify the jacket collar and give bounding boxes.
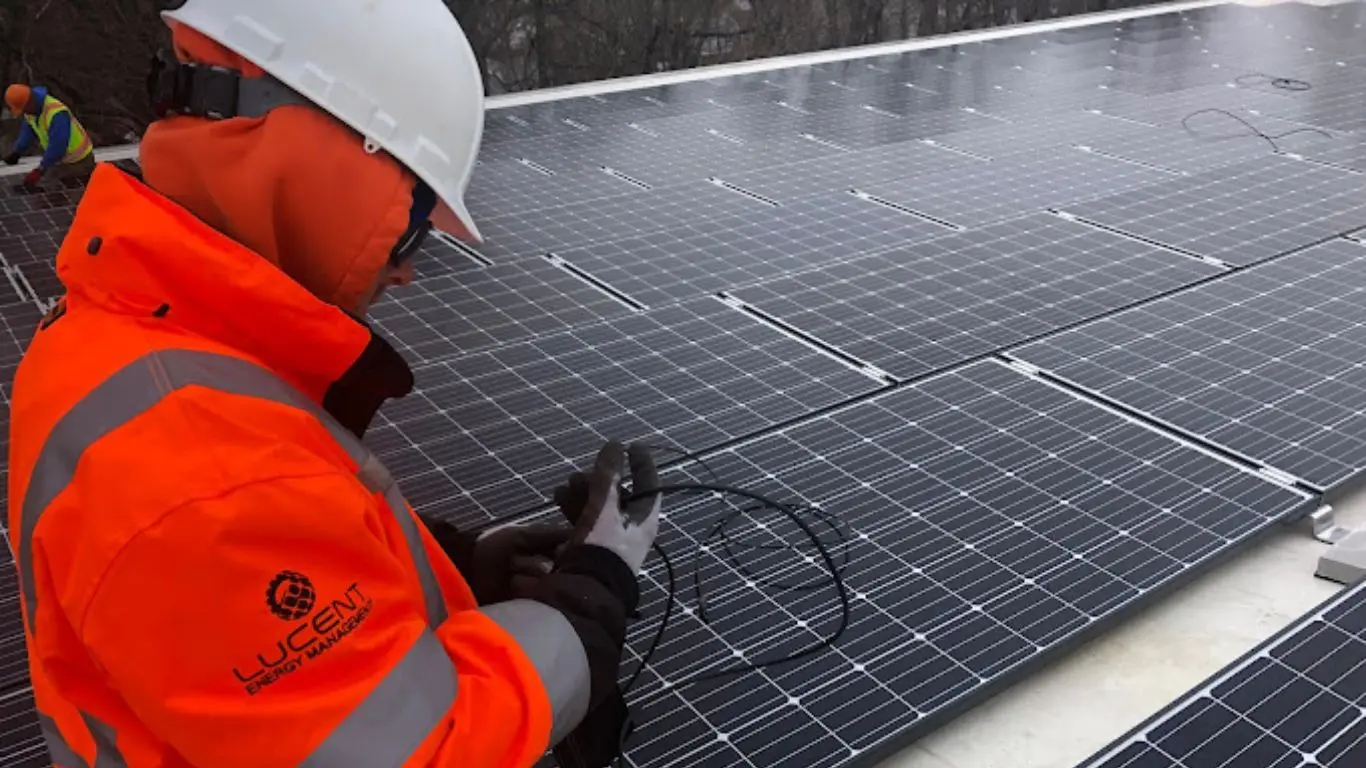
[58,165,413,436]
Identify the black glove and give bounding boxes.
[3,152,19,166]
[468,523,572,605]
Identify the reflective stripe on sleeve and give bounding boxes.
[19,349,447,632]
[300,629,456,768]
[80,712,127,768]
[480,600,592,744]
[39,712,88,768]
[37,709,127,768]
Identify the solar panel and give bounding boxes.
[1077,84,1301,128]
[860,147,1175,229]
[615,359,1310,768]
[1300,134,1366,174]
[553,192,961,308]
[365,297,884,528]
[474,180,791,262]
[1082,579,1366,768]
[0,565,24,690]
[728,213,1222,379]
[1075,110,1336,174]
[1062,155,1366,266]
[1013,238,1366,493]
[372,255,636,363]
[717,139,985,203]
[0,231,65,304]
[0,688,43,768]
[927,110,1160,160]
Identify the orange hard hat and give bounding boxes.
[5,84,30,116]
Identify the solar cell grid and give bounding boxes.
[372,255,635,364]
[474,180,785,261]
[613,360,1308,768]
[1082,579,1366,768]
[1265,79,1366,132]
[716,139,986,203]
[366,297,882,528]
[930,110,1159,159]
[466,159,657,220]
[1079,83,1300,127]
[0,688,44,768]
[730,213,1222,379]
[554,192,961,307]
[1063,154,1366,266]
[1076,111,1336,174]
[571,127,847,188]
[411,232,490,281]
[775,104,1005,150]
[0,230,65,302]
[861,147,1174,229]
[1014,239,1366,492]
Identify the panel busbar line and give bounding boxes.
[861,147,1175,229]
[1014,239,1366,493]
[730,214,1223,380]
[612,360,1310,768]
[364,297,883,529]
[1081,579,1366,768]
[553,192,962,309]
[1063,155,1366,267]
[371,255,637,364]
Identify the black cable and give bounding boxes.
[601,444,855,767]
[1180,108,1334,153]
[1234,72,1312,92]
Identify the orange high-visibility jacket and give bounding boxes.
[7,165,612,767]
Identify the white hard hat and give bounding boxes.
[162,0,486,243]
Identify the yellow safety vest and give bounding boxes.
[24,96,93,165]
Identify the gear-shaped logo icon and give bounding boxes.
[266,571,316,621]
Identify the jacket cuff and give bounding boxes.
[555,544,640,615]
[420,517,479,578]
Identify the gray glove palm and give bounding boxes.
[554,441,662,574]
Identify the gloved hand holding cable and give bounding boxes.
[555,441,662,574]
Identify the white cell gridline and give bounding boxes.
[475,180,785,262]
[1064,154,1366,267]
[1084,579,1366,768]
[862,146,1175,229]
[555,192,961,308]
[1014,238,1366,492]
[372,255,634,364]
[611,359,1308,768]
[731,213,1221,379]
[364,297,882,529]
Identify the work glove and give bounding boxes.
[554,441,662,574]
[467,523,572,605]
[3,152,19,166]
[21,167,43,191]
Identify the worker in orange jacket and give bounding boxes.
[7,2,661,767]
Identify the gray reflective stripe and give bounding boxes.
[480,600,592,744]
[40,712,87,768]
[300,629,456,768]
[19,349,447,631]
[80,712,126,768]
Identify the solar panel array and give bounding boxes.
[1,2,1365,767]
[1014,239,1366,493]
[1082,578,1366,768]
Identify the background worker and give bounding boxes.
[7,1,658,766]
[3,83,95,190]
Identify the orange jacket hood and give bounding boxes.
[58,164,413,428]
[138,24,417,314]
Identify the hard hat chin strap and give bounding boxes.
[148,49,310,121]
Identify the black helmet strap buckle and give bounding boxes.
[148,49,308,122]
